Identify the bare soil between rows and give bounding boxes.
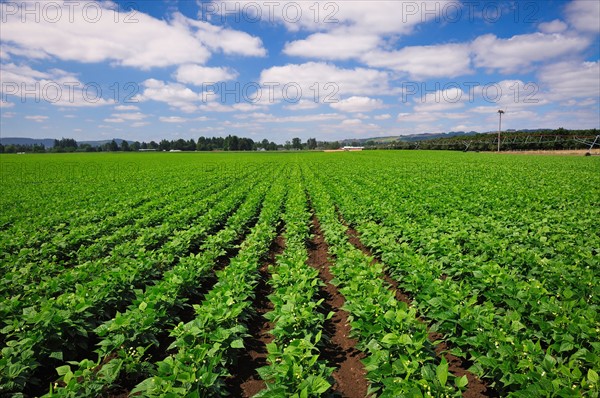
[228,214,372,398]
[308,216,370,398]
[226,233,285,397]
[344,223,495,398]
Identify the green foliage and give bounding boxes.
[313,151,600,397]
[131,172,286,397]
[256,175,333,395]
[1,151,598,397]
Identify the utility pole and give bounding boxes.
[497,110,505,152]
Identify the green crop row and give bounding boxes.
[315,154,599,397]
[130,169,287,397]
[0,170,263,395]
[0,159,171,258]
[0,169,247,300]
[256,170,333,397]
[303,166,468,397]
[44,175,272,397]
[0,170,253,331]
[1,151,597,397]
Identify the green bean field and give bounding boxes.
[1,151,599,398]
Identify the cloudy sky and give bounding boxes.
[0,0,598,143]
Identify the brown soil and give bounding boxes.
[225,234,285,397]
[308,217,370,398]
[344,223,493,398]
[429,333,497,398]
[107,391,130,398]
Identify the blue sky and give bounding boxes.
[1,0,598,143]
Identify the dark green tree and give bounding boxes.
[172,139,186,150]
[292,137,302,150]
[53,138,78,152]
[224,135,239,151]
[77,144,94,152]
[158,139,170,151]
[239,137,254,151]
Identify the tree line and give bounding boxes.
[375,128,599,151]
[0,135,343,153]
[2,129,598,154]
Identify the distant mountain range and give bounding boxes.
[0,137,133,147]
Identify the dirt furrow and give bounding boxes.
[225,234,285,397]
[344,223,494,398]
[308,216,369,398]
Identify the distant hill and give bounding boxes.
[359,128,599,151]
[343,131,479,144]
[0,137,56,147]
[0,137,133,148]
[78,139,133,147]
[342,129,570,145]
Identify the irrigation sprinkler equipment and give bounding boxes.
[575,134,600,156]
[587,135,599,156]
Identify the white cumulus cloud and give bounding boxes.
[413,87,468,112]
[566,0,600,33]
[159,116,188,123]
[0,63,114,107]
[259,62,393,104]
[330,96,385,113]
[0,1,265,69]
[538,19,568,34]
[174,64,238,85]
[284,31,380,61]
[471,33,590,73]
[539,61,600,100]
[137,79,201,113]
[363,43,472,79]
[25,115,48,122]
